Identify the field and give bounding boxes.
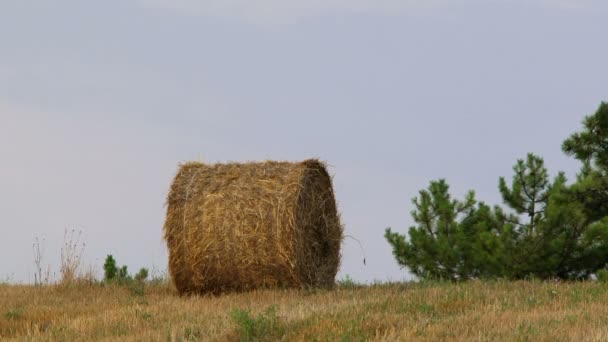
[2,280,608,341]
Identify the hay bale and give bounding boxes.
[163,159,343,295]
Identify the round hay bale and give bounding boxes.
[163,159,343,295]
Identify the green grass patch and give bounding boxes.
[4,307,23,320]
[230,305,285,341]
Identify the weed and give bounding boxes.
[103,257,132,284]
[148,265,170,287]
[337,274,358,289]
[417,303,436,315]
[0,275,11,286]
[111,321,129,337]
[50,325,72,339]
[135,297,149,306]
[33,237,52,286]
[230,305,285,341]
[302,287,324,296]
[79,263,99,285]
[118,265,130,281]
[104,255,148,286]
[516,322,540,338]
[104,255,118,281]
[596,269,608,284]
[135,268,149,283]
[60,229,85,285]
[526,297,538,307]
[184,326,202,341]
[129,282,146,297]
[341,320,367,342]
[135,309,153,321]
[5,307,24,320]
[587,286,603,299]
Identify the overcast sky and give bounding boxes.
[1,0,606,283]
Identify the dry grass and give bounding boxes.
[164,159,343,295]
[59,229,86,286]
[2,280,608,341]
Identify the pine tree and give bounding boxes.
[563,102,608,170]
[497,154,555,277]
[495,153,607,279]
[385,179,485,280]
[562,102,608,221]
[498,153,551,238]
[103,255,118,281]
[556,101,608,276]
[386,102,608,280]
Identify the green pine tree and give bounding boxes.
[385,179,485,281]
[497,154,556,277]
[386,102,608,280]
[495,153,606,279]
[562,102,608,221]
[557,101,608,276]
[498,153,551,238]
[103,255,118,281]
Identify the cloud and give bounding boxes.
[136,0,600,25]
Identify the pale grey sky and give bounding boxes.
[1,1,606,283]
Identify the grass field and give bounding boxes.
[2,280,608,341]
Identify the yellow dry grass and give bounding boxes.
[2,280,608,341]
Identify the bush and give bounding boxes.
[386,152,608,281]
[597,269,608,284]
[104,255,118,281]
[230,305,284,341]
[385,179,490,281]
[59,229,85,285]
[337,274,359,288]
[118,266,131,283]
[103,255,147,285]
[135,268,149,283]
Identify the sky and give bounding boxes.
[1,0,607,284]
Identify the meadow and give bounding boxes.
[2,279,608,341]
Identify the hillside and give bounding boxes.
[2,280,608,341]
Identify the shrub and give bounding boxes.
[135,268,149,283]
[104,255,118,281]
[597,269,608,284]
[118,266,131,283]
[60,229,85,285]
[386,152,608,281]
[337,274,358,288]
[230,305,284,341]
[103,255,145,285]
[4,307,24,320]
